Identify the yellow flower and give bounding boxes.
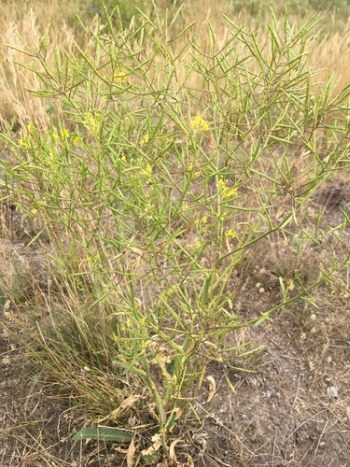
[61,129,70,140]
[86,252,99,263]
[218,179,238,199]
[218,180,225,190]
[182,202,190,212]
[223,187,238,199]
[18,139,29,148]
[190,115,209,132]
[225,229,236,238]
[84,112,101,135]
[30,209,38,216]
[185,241,202,250]
[121,318,131,333]
[114,71,127,84]
[140,133,150,146]
[27,123,35,133]
[195,216,208,229]
[72,135,83,147]
[141,164,152,177]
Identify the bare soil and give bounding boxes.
[0,183,350,466]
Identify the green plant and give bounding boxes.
[1,4,350,464]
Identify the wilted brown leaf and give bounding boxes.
[98,395,145,423]
[169,439,182,463]
[205,375,216,402]
[127,438,136,467]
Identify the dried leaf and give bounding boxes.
[170,440,194,466]
[120,395,145,411]
[141,433,163,456]
[99,395,145,423]
[205,375,216,402]
[127,438,136,467]
[169,439,182,462]
[151,433,163,452]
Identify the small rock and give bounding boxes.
[328,386,339,398]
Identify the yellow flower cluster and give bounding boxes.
[141,163,153,178]
[195,216,208,226]
[27,123,35,133]
[182,202,190,212]
[224,229,236,238]
[18,122,37,148]
[51,128,84,147]
[84,111,101,135]
[114,71,127,84]
[72,135,84,147]
[185,241,203,250]
[190,115,209,132]
[18,139,29,148]
[218,179,238,199]
[140,133,150,146]
[194,215,209,233]
[61,129,70,140]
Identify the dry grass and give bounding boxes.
[0,1,349,128]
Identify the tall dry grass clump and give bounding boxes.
[0,10,79,129]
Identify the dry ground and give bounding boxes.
[0,179,349,467]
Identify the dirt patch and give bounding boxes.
[187,315,350,466]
